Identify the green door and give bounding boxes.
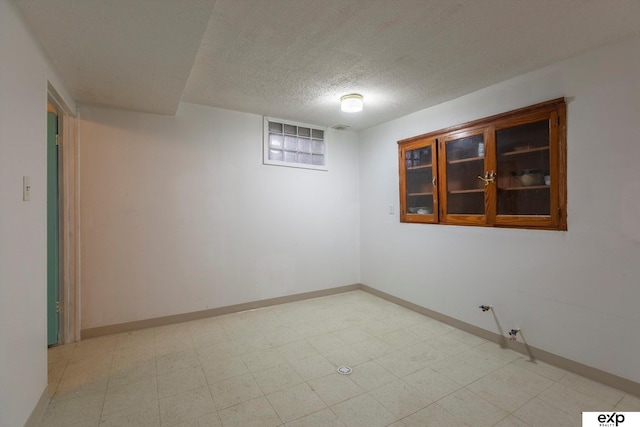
[47,112,59,345]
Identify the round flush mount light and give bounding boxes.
[340,94,363,113]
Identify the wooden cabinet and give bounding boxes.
[399,138,438,223]
[399,98,566,230]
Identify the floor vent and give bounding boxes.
[337,366,352,375]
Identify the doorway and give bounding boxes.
[47,106,60,346]
[47,84,80,346]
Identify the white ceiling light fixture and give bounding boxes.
[340,93,364,113]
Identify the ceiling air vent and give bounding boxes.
[332,124,351,131]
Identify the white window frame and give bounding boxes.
[263,117,328,171]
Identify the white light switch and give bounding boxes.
[388,204,394,214]
[23,176,31,201]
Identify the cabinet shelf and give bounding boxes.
[500,185,549,191]
[448,188,484,194]
[407,164,432,170]
[408,192,433,196]
[500,146,549,157]
[447,156,483,165]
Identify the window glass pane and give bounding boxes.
[298,127,311,137]
[269,149,283,161]
[496,119,551,216]
[312,139,324,154]
[284,151,297,163]
[298,137,310,153]
[284,135,297,151]
[269,133,283,149]
[298,153,312,164]
[446,134,485,215]
[284,124,297,135]
[268,121,283,133]
[312,154,324,166]
[312,129,324,139]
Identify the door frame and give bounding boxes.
[48,83,80,344]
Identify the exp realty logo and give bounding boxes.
[583,412,638,427]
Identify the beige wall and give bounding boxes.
[78,102,360,330]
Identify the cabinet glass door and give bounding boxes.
[443,132,486,218]
[403,144,436,222]
[495,119,550,217]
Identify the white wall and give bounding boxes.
[359,35,640,383]
[0,0,75,425]
[78,103,360,329]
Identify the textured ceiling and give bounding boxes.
[15,0,640,130]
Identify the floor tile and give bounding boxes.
[284,408,346,427]
[494,415,532,426]
[559,372,625,407]
[513,397,576,427]
[115,330,155,351]
[265,325,303,346]
[172,411,222,427]
[156,349,200,376]
[511,357,567,381]
[351,337,395,359]
[402,367,459,402]
[158,365,208,399]
[466,363,554,411]
[99,400,160,427]
[330,393,397,427]
[209,373,264,409]
[102,375,158,415]
[158,386,215,426]
[108,360,156,389]
[378,329,422,349]
[276,339,320,362]
[39,392,104,427]
[199,354,249,384]
[430,357,488,386]
[438,388,509,427]
[348,360,396,391]
[407,319,454,340]
[241,349,287,374]
[253,363,304,395]
[289,353,337,381]
[537,382,613,415]
[308,373,365,406]
[374,351,430,378]
[307,333,348,354]
[332,326,374,344]
[217,396,281,427]
[267,382,326,423]
[368,379,430,418]
[425,333,475,356]
[616,394,640,411]
[70,336,117,359]
[399,403,470,427]
[323,345,370,367]
[52,374,108,402]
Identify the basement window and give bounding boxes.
[263,117,327,171]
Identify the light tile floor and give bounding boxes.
[42,290,640,426]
